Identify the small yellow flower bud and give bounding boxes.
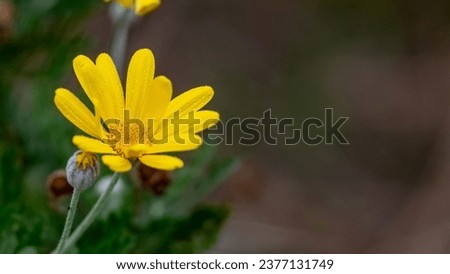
[66,151,100,191]
[135,0,160,16]
[105,0,161,16]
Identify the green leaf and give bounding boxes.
[76,212,137,254]
[133,205,230,254]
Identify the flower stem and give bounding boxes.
[53,188,81,254]
[57,172,121,254]
[110,4,135,75]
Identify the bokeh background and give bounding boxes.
[1,0,450,253]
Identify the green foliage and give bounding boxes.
[77,205,230,254]
[136,205,230,254]
[0,0,98,254]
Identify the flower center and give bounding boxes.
[106,120,151,158]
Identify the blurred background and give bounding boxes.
[1,0,450,253]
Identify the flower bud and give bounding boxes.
[66,151,100,191]
[136,163,171,195]
[135,0,161,16]
[47,170,73,199]
[0,0,15,44]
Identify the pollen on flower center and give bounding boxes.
[105,120,151,158]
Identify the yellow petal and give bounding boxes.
[146,135,202,154]
[73,55,117,120]
[139,155,184,170]
[155,110,219,140]
[95,53,124,119]
[135,0,161,16]
[102,155,132,172]
[164,86,214,118]
[192,110,220,133]
[72,56,100,105]
[54,88,99,138]
[73,135,115,154]
[139,75,172,129]
[126,144,154,157]
[125,48,155,118]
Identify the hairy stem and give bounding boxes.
[53,188,81,254]
[58,173,121,253]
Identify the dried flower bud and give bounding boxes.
[0,0,15,44]
[136,163,171,196]
[47,170,73,199]
[66,151,100,191]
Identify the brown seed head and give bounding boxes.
[0,1,15,44]
[137,163,171,196]
[47,170,73,199]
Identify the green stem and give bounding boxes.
[110,5,134,75]
[53,188,81,254]
[58,172,121,254]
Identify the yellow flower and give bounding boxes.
[106,0,161,16]
[54,48,219,172]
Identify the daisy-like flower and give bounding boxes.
[54,48,219,172]
[105,0,161,16]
